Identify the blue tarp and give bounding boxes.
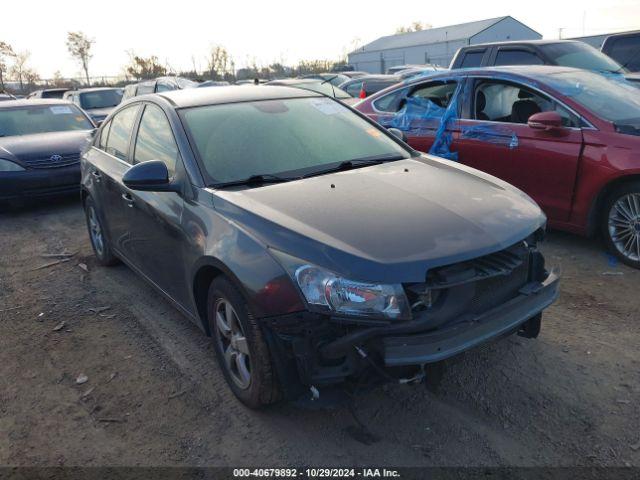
[460,124,519,149]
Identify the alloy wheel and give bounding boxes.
[214,298,252,390]
[608,193,640,262]
[88,206,105,257]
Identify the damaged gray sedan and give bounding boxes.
[81,86,559,408]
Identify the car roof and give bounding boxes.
[34,88,69,93]
[269,78,323,85]
[468,39,581,48]
[157,85,320,108]
[407,64,585,83]
[343,75,400,84]
[355,74,399,80]
[0,98,74,109]
[71,87,122,93]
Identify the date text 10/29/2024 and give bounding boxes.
[233,468,401,478]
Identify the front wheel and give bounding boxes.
[84,196,118,266]
[602,182,640,269]
[208,277,280,408]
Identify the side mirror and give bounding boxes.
[123,160,178,192]
[388,127,407,142]
[528,111,563,131]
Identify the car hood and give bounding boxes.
[0,130,93,164]
[211,156,546,283]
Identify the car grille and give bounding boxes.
[22,153,80,169]
[466,259,529,314]
[406,241,531,320]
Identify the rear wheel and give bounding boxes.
[84,196,118,266]
[602,182,640,269]
[207,277,280,408]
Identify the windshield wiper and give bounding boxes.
[211,173,295,189]
[301,154,406,179]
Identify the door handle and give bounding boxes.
[91,170,102,181]
[121,192,134,207]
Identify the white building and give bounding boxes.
[348,16,542,73]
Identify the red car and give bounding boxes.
[355,66,640,268]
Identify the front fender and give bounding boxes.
[185,196,305,320]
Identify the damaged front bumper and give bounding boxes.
[262,251,559,400]
[382,269,558,366]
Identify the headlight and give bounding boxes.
[0,159,25,172]
[272,250,411,321]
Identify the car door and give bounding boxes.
[454,78,584,222]
[371,79,461,153]
[126,102,188,304]
[92,103,142,260]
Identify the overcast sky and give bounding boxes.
[3,0,639,79]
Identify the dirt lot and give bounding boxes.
[1,197,639,468]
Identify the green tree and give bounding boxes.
[66,31,94,86]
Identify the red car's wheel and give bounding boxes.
[603,182,640,269]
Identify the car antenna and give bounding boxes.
[321,75,338,98]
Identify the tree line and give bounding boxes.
[0,32,350,94]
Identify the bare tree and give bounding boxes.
[10,50,32,93]
[295,59,334,76]
[24,68,40,88]
[395,21,432,34]
[66,31,94,86]
[0,41,15,91]
[206,45,233,80]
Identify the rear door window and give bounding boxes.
[460,50,485,68]
[105,105,140,162]
[494,49,544,66]
[409,82,458,108]
[372,87,411,112]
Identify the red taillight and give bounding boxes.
[359,82,367,99]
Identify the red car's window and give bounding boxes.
[471,81,580,127]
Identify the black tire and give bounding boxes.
[601,181,640,269]
[207,277,280,408]
[84,196,118,266]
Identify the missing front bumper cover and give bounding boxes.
[262,266,559,395]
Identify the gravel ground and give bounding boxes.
[1,198,639,468]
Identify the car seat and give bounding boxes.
[511,90,541,124]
